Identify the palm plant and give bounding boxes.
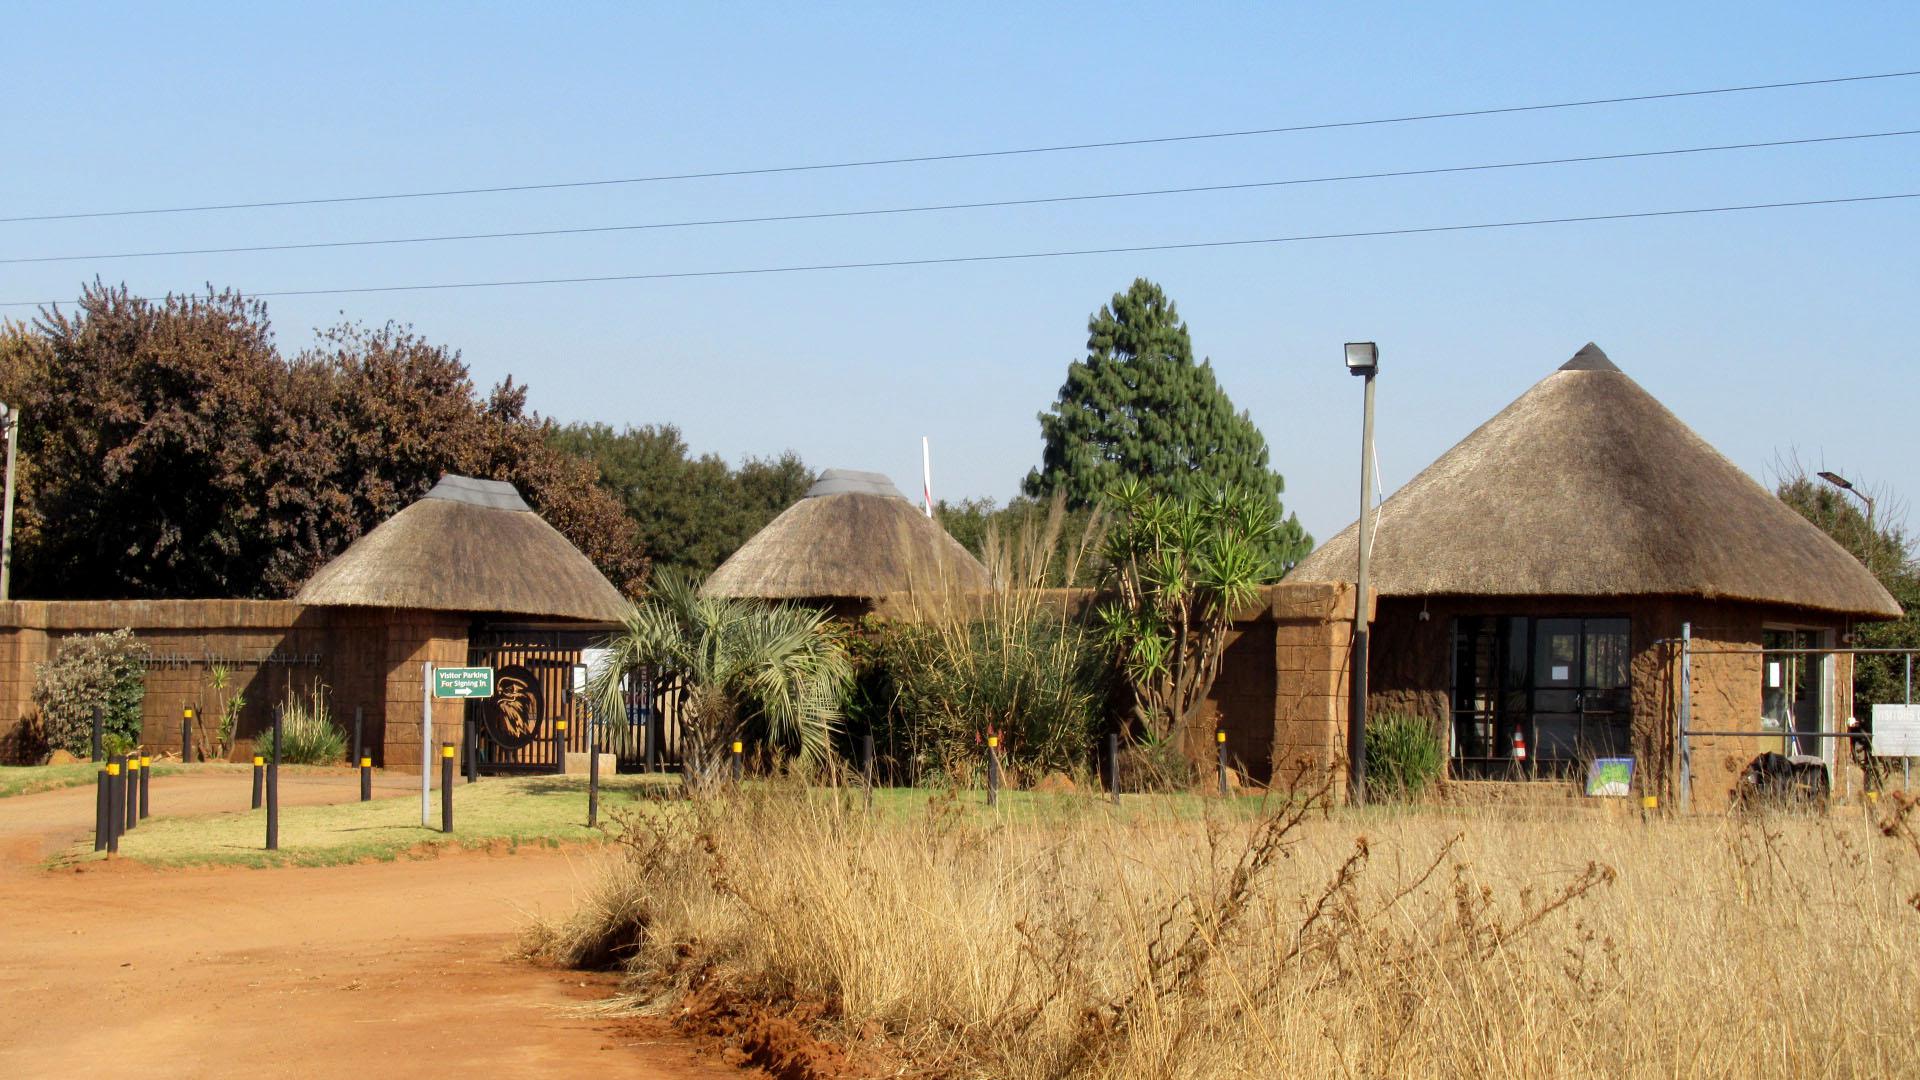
[589,573,852,790]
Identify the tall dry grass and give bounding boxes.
[530,783,1920,1078]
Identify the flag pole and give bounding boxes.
[921,436,934,518]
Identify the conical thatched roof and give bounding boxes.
[295,475,628,621]
[1289,345,1900,617]
[702,469,993,600]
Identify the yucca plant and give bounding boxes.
[1364,712,1445,801]
[589,573,852,791]
[1096,479,1278,745]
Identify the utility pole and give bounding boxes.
[1344,344,1379,806]
[1,402,18,602]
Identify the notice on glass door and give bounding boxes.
[1768,662,1782,688]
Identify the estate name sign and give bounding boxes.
[434,666,495,699]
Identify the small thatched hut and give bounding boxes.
[1289,344,1899,804]
[295,474,627,622]
[703,469,992,612]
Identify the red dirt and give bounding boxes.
[0,772,737,1079]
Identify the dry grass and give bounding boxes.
[529,779,1920,1078]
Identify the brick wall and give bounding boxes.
[0,600,481,772]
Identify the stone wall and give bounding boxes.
[0,600,476,771]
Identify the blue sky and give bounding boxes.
[3,3,1916,543]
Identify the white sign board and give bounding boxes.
[1871,704,1920,757]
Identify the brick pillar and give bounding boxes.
[1270,582,1372,802]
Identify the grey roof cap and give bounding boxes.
[805,469,906,500]
[424,474,532,512]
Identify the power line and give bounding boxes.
[4,192,1910,310]
[5,69,1916,225]
[6,129,1913,266]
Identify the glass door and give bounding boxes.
[1761,629,1827,759]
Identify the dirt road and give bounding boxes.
[0,772,728,1079]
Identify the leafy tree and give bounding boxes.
[31,629,148,757]
[588,574,851,789]
[3,283,646,599]
[1095,480,1279,773]
[549,422,813,576]
[1777,472,1920,709]
[1023,278,1310,568]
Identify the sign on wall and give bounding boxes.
[434,666,495,699]
[1872,704,1920,757]
[478,664,545,750]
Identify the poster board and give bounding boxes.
[1585,757,1634,797]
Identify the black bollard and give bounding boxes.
[440,743,455,833]
[359,755,372,801]
[251,755,264,810]
[90,706,103,763]
[352,706,363,779]
[124,757,138,833]
[986,736,1001,808]
[732,740,743,782]
[138,755,151,819]
[863,732,876,811]
[1216,730,1229,797]
[94,766,109,852]
[106,758,123,854]
[181,707,195,765]
[265,708,282,851]
[587,707,600,828]
[1108,732,1121,805]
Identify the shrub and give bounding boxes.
[877,497,1109,781]
[1365,711,1445,801]
[261,682,346,765]
[31,629,148,757]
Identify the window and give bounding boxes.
[1761,628,1829,762]
[1451,616,1632,779]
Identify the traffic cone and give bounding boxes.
[1511,728,1529,762]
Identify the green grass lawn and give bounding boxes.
[0,759,209,799]
[81,772,688,869]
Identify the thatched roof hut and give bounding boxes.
[295,475,628,622]
[1290,345,1898,618]
[702,469,992,601]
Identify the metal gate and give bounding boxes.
[465,625,683,775]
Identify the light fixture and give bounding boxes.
[1344,342,1379,376]
[1816,470,1854,492]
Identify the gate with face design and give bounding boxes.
[465,624,683,775]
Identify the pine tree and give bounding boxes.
[1023,278,1310,568]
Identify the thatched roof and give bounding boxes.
[1289,345,1900,618]
[702,469,993,600]
[294,475,628,621]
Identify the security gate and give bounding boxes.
[465,625,682,775]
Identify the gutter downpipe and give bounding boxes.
[1679,622,1692,813]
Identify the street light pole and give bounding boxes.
[0,402,18,602]
[1817,470,1876,565]
[1344,344,1379,807]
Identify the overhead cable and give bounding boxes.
[3,69,1915,224]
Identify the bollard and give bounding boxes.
[359,756,373,801]
[1108,732,1121,805]
[986,735,1001,807]
[181,707,195,764]
[1216,730,1229,797]
[352,706,364,778]
[124,757,139,833]
[587,708,600,828]
[863,732,876,811]
[440,744,455,833]
[91,705,103,763]
[94,766,109,852]
[553,719,568,775]
[138,755,151,819]
[732,740,744,782]
[464,715,477,784]
[265,708,282,852]
[251,755,265,809]
[106,758,123,854]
